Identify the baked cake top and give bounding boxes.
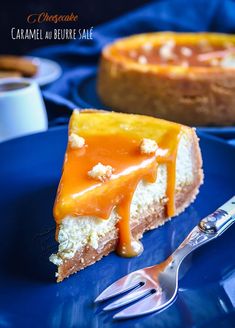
[103,32,235,72]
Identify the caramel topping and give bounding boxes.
[122,44,232,68]
[54,111,184,257]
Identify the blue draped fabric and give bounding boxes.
[30,0,235,141]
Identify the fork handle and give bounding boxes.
[172,196,235,266]
[198,196,235,235]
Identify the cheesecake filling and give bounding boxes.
[53,112,184,259]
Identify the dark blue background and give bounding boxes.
[2,0,235,54]
[1,0,150,54]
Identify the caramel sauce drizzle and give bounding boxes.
[54,112,182,257]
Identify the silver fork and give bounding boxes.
[94,196,235,320]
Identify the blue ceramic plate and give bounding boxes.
[0,128,235,328]
[25,56,62,87]
[73,69,235,138]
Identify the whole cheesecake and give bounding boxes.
[97,32,235,126]
[50,110,203,282]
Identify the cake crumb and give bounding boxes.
[73,109,80,115]
[142,42,153,52]
[138,55,148,64]
[88,162,114,182]
[80,258,84,264]
[180,47,192,57]
[49,254,63,266]
[140,138,158,154]
[69,133,85,149]
[159,39,176,61]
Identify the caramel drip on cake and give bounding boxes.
[54,111,182,257]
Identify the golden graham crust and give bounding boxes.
[97,32,235,126]
[56,130,203,282]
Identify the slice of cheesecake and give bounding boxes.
[50,110,203,282]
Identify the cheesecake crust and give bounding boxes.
[97,32,235,126]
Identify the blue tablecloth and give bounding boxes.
[30,0,235,144]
